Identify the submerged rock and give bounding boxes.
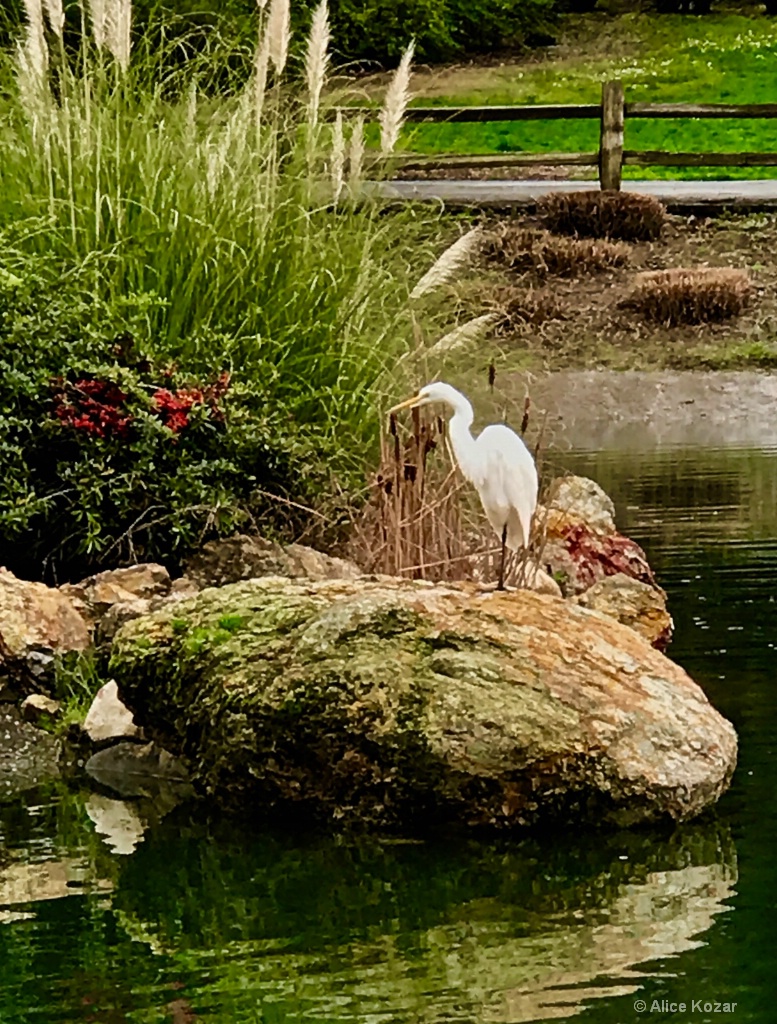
[109,576,736,834]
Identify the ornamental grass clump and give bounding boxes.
[626,268,752,325]
[1,0,422,466]
[483,225,630,278]
[539,191,666,242]
[0,0,441,577]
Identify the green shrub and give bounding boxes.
[0,260,326,581]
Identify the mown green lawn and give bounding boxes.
[398,12,777,179]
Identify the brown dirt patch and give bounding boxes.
[456,211,777,371]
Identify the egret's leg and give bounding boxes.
[497,524,507,591]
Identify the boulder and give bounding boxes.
[61,564,171,627]
[183,535,361,590]
[109,576,737,833]
[0,569,90,695]
[546,476,617,535]
[543,517,656,597]
[82,680,141,744]
[575,573,673,651]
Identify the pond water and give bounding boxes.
[1,443,775,1024]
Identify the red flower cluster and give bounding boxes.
[152,371,230,435]
[53,379,133,440]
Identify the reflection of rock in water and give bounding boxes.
[112,821,736,1024]
[0,857,112,923]
[488,860,736,1022]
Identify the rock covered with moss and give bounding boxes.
[108,575,736,833]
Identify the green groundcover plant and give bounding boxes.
[0,255,329,581]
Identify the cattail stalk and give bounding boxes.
[380,41,414,156]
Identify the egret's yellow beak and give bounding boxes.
[388,394,421,415]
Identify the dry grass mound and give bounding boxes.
[485,286,567,334]
[483,225,630,278]
[626,267,752,325]
[539,190,667,242]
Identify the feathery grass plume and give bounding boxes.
[305,0,329,130]
[331,110,345,204]
[17,0,49,116]
[348,114,365,194]
[410,227,483,301]
[266,0,290,77]
[379,40,414,156]
[252,27,270,131]
[88,0,108,50]
[105,0,132,72]
[425,314,498,358]
[43,0,65,37]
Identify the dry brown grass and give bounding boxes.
[483,224,630,278]
[349,405,547,587]
[539,190,667,242]
[485,286,567,334]
[625,267,752,325]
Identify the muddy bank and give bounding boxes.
[500,370,777,451]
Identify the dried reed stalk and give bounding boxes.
[410,227,483,301]
[350,404,546,589]
[379,41,414,156]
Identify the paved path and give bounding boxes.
[383,178,777,211]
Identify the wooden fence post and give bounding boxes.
[599,80,625,191]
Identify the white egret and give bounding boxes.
[389,382,538,591]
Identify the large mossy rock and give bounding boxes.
[109,577,737,833]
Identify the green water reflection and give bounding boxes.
[0,444,775,1023]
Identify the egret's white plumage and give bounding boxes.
[389,381,538,588]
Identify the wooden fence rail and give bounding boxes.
[338,83,777,189]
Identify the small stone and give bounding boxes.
[21,693,62,723]
[82,680,141,743]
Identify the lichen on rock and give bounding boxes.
[109,575,737,834]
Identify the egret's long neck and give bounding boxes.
[446,398,480,484]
